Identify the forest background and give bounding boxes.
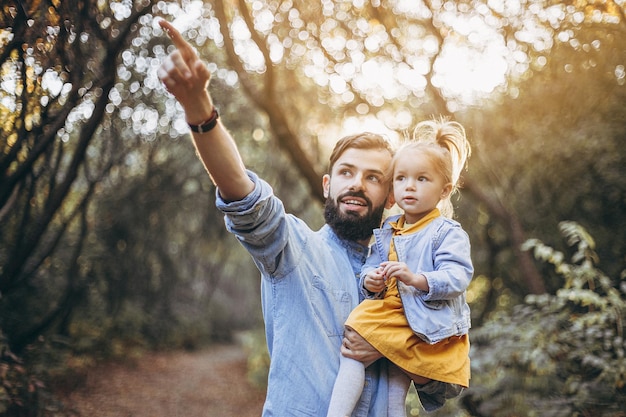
[1,0,625,416]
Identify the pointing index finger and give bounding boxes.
[159,19,194,54]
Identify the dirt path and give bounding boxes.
[61,344,266,417]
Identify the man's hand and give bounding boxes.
[155,20,254,201]
[157,19,214,124]
[341,326,382,367]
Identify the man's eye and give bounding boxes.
[368,175,381,183]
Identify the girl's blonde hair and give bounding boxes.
[392,117,471,218]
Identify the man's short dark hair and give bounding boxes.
[328,133,394,172]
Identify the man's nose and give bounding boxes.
[348,172,365,190]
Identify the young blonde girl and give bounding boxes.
[327,119,473,417]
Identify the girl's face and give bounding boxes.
[392,149,452,224]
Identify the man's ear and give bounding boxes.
[322,174,331,199]
[385,192,395,209]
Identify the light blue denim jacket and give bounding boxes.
[361,214,473,344]
[216,171,389,417]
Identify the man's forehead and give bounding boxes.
[333,148,391,171]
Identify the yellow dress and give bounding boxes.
[345,211,470,387]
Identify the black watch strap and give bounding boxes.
[188,108,219,133]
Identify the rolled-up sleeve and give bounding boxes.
[215,170,306,278]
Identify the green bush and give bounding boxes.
[239,330,270,388]
[0,332,71,417]
[463,221,626,417]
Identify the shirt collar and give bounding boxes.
[390,208,440,235]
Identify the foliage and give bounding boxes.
[1,0,265,352]
[0,0,158,353]
[457,21,626,316]
[0,2,269,413]
[406,384,470,417]
[463,222,626,417]
[238,329,271,388]
[0,331,73,417]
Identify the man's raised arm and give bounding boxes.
[157,20,254,202]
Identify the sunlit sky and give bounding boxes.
[162,0,511,141]
[6,0,526,145]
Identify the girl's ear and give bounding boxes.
[322,174,331,198]
[441,183,453,200]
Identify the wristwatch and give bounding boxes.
[188,108,219,133]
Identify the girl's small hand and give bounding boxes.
[380,261,429,291]
[363,267,386,293]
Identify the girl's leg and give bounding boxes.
[387,363,411,417]
[326,354,366,417]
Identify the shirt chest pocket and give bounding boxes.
[311,275,353,337]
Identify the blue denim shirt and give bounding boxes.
[361,214,473,344]
[216,171,389,417]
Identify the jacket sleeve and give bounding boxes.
[421,224,473,301]
[359,230,387,300]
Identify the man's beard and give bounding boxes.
[324,192,386,242]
